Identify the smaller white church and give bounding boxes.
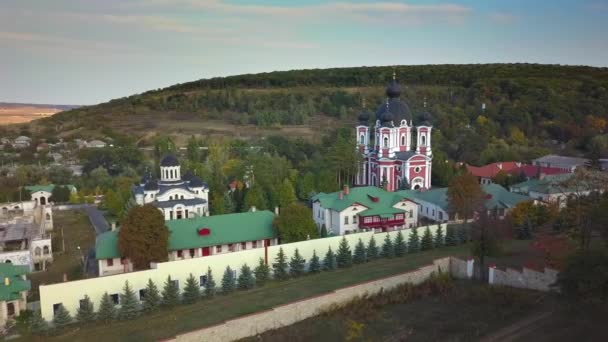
[133,154,209,220]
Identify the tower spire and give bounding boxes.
[392,69,396,81]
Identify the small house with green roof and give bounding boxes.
[0,263,30,327]
[509,173,594,207]
[95,210,277,276]
[312,185,419,235]
[398,183,533,222]
[25,184,77,206]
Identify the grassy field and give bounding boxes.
[28,210,95,300]
[29,244,473,342]
[241,280,550,342]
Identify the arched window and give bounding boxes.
[5,260,11,264]
[43,246,50,255]
[35,247,42,256]
[45,213,51,221]
[401,135,405,146]
[383,137,389,148]
[421,135,426,145]
[359,134,365,145]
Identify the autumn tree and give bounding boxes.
[273,203,318,243]
[277,178,297,207]
[447,172,485,222]
[471,209,507,281]
[118,204,170,270]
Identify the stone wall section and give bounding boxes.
[489,266,558,291]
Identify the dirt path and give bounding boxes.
[479,310,554,342]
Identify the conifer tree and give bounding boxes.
[408,227,420,253]
[434,224,445,247]
[457,225,469,243]
[29,310,49,335]
[381,233,395,258]
[394,231,407,257]
[97,292,116,322]
[421,226,434,251]
[309,250,321,273]
[238,264,256,290]
[182,273,200,304]
[119,280,140,320]
[221,266,236,293]
[445,225,458,246]
[323,246,337,271]
[75,294,95,323]
[366,235,379,260]
[52,304,72,327]
[336,237,353,268]
[254,258,270,285]
[204,267,217,297]
[320,224,328,238]
[353,238,367,264]
[162,275,180,306]
[273,248,289,280]
[289,249,306,277]
[142,278,161,311]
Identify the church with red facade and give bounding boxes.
[355,73,433,191]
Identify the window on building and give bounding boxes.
[228,244,235,252]
[252,241,257,248]
[43,245,50,254]
[241,242,246,250]
[432,209,435,216]
[401,135,405,146]
[139,289,147,300]
[79,298,88,309]
[360,134,365,145]
[177,250,183,258]
[171,279,179,291]
[353,215,357,224]
[415,167,421,173]
[189,248,195,257]
[344,216,349,225]
[110,294,119,305]
[383,137,389,148]
[52,303,62,315]
[107,258,114,267]
[200,275,208,287]
[216,245,222,253]
[439,212,443,220]
[410,209,414,218]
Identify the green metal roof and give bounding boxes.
[312,186,415,217]
[25,184,76,193]
[96,210,277,260]
[511,174,574,195]
[0,264,30,301]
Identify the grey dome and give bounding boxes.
[144,180,159,191]
[182,170,194,182]
[189,176,205,188]
[160,154,179,167]
[419,111,433,126]
[375,99,412,124]
[386,79,401,98]
[357,110,371,124]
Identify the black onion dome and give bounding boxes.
[140,173,150,186]
[357,109,371,124]
[420,111,433,126]
[375,99,412,123]
[144,180,159,191]
[160,154,179,167]
[189,176,204,188]
[386,79,401,98]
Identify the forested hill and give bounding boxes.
[30,63,608,165]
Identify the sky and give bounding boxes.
[1,0,607,105]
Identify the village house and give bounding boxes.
[25,184,77,206]
[0,200,53,271]
[95,210,278,276]
[466,161,569,185]
[532,154,588,172]
[312,185,419,235]
[508,173,599,207]
[86,140,106,148]
[0,263,30,328]
[13,136,31,149]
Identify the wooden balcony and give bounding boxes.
[359,218,404,228]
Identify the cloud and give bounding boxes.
[489,12,519,24]
[139,0,472,25]
[0,31,137,52]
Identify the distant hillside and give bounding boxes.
[0,103,80,125]
[21,63,608,163]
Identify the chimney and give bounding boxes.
[338,191,344,200]
[111,222,116,231]
[343,184,350,195]
[274,206,279,215]
[251,206,256,212]
[4,277,9,286]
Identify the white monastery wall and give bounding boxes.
[489,266,559,292]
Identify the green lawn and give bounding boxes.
[34,244,472,342]
[28,210,96,300]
